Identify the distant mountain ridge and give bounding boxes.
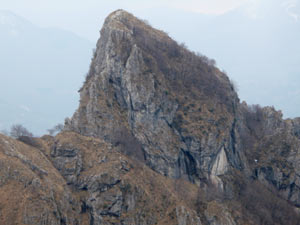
[0,10,33,35]
[0,10,94,135]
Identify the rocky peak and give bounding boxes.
[65,9,243,185]
[103,9,148,33]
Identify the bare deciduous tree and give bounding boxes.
[10,124,33,139]
[47,123,64,136]
[112,126,145,162]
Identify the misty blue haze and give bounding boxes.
[0,0,299,135]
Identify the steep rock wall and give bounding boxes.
[65,10,245,185]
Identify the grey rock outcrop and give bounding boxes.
[239,103,300,206]
[65,9,245,187]
[44,132,206,225]
[64,10,300,222]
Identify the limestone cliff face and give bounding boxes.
[65,10,244,185]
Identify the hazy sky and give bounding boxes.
[0,0,299,134]
[0,0,287,41]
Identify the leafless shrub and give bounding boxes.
[196,52,216,67]
[193,181,229,223]
[83,48,98,86]
[142,19,151,26]
[204,180,228,202]
[18,136,40,148]
[180,42,188,50]
[112,126,145,162]
[132,21,235,114]
[243,104,264,138]
[229,78,239,92]
[194,187,207,210]
[10,124,33,139]
[47,123,64,136]
[239,180,300,225]
[174,178,196,207]
[92,48,96,57]
[239,104,266,162]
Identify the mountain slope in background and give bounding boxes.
[0,10,94,135]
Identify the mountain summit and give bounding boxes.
[65,9,241,185]
[1,10,300,225]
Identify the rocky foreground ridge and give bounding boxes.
[1,10,300,225]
